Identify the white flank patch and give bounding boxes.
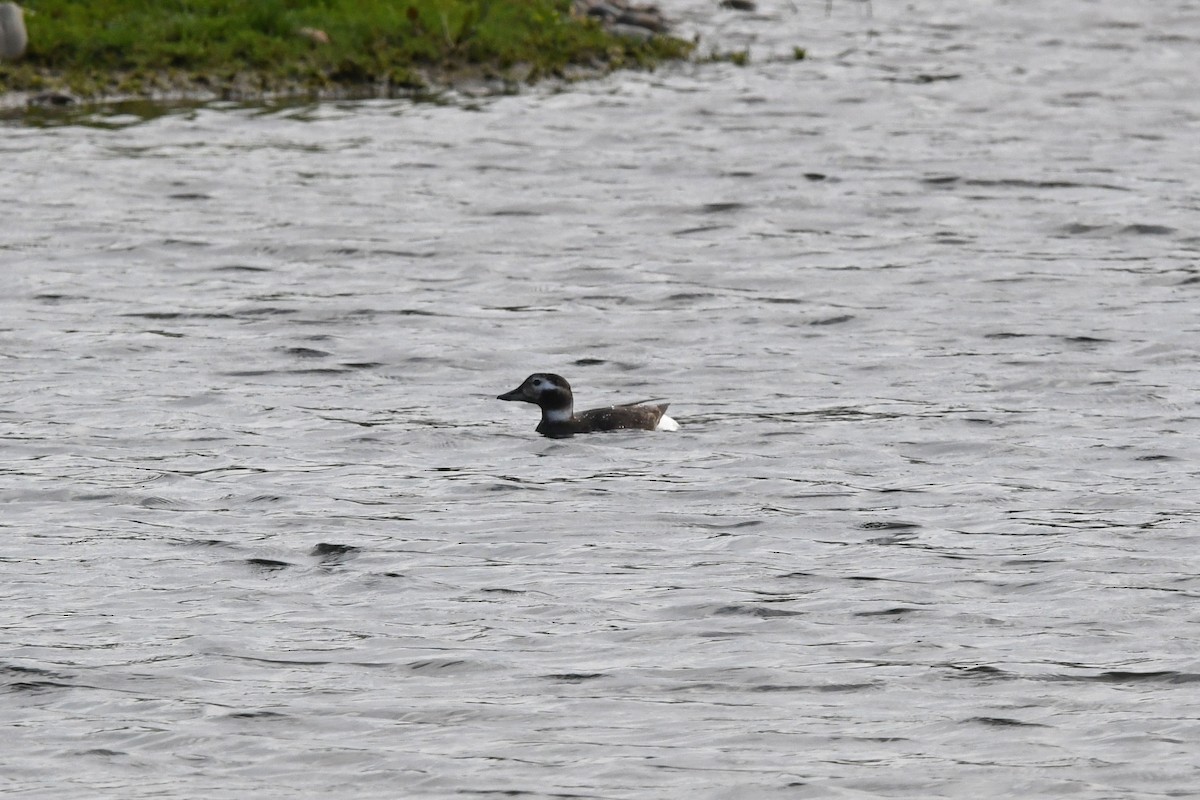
[656,415,680,432]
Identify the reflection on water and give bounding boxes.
[4,0,1200,797]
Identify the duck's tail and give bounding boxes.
[655,406,680,432]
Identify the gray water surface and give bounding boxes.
[4,0,1200,797]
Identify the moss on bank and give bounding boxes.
[0,0,694,101]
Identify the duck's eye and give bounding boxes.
[532,378,543,387]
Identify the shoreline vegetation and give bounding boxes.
[0,0,699,109]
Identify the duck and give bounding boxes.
[498,373,679,438]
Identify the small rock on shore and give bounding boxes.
[572,0,669,37]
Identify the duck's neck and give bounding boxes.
[539,386,574,421]
[541,403,574,424]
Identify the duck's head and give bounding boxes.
[498,373,573,415]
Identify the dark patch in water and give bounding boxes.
[701,202,746,213]
[139,496,182,508]
[860,521,921,531]
[542,673,606,682]
[947,664,1007,678]
[1121,223,1175,236]
[712,604,803,618]
[407,659,468,672]
[753,683,878,693]
[243,307,298,316]
[810,314,854,325]
[674,224,729,235]
[2,664,70,681]
[9,680,75,692]
[966,716,1047,727]
[965,178,1127,192]
[490,305,560,313]
[34,293,86,302]
[228,710,289,719]
[1058,223,1109,235]
[246,558,291,571]
[121,312,236,320]
[694,519,763,530]
[280,346,331,358]
[1084,670,1200,684]
[911,73,962,83]
[666,292,717,301]
[855,607,920,617]
[311,543,359,562]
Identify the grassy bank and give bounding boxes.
[0,0,694,100]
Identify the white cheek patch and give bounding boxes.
[544,407,573,423]
[656,415,680,432]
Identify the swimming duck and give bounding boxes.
[498,373,679,438]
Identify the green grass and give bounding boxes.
[0,0,695,98]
